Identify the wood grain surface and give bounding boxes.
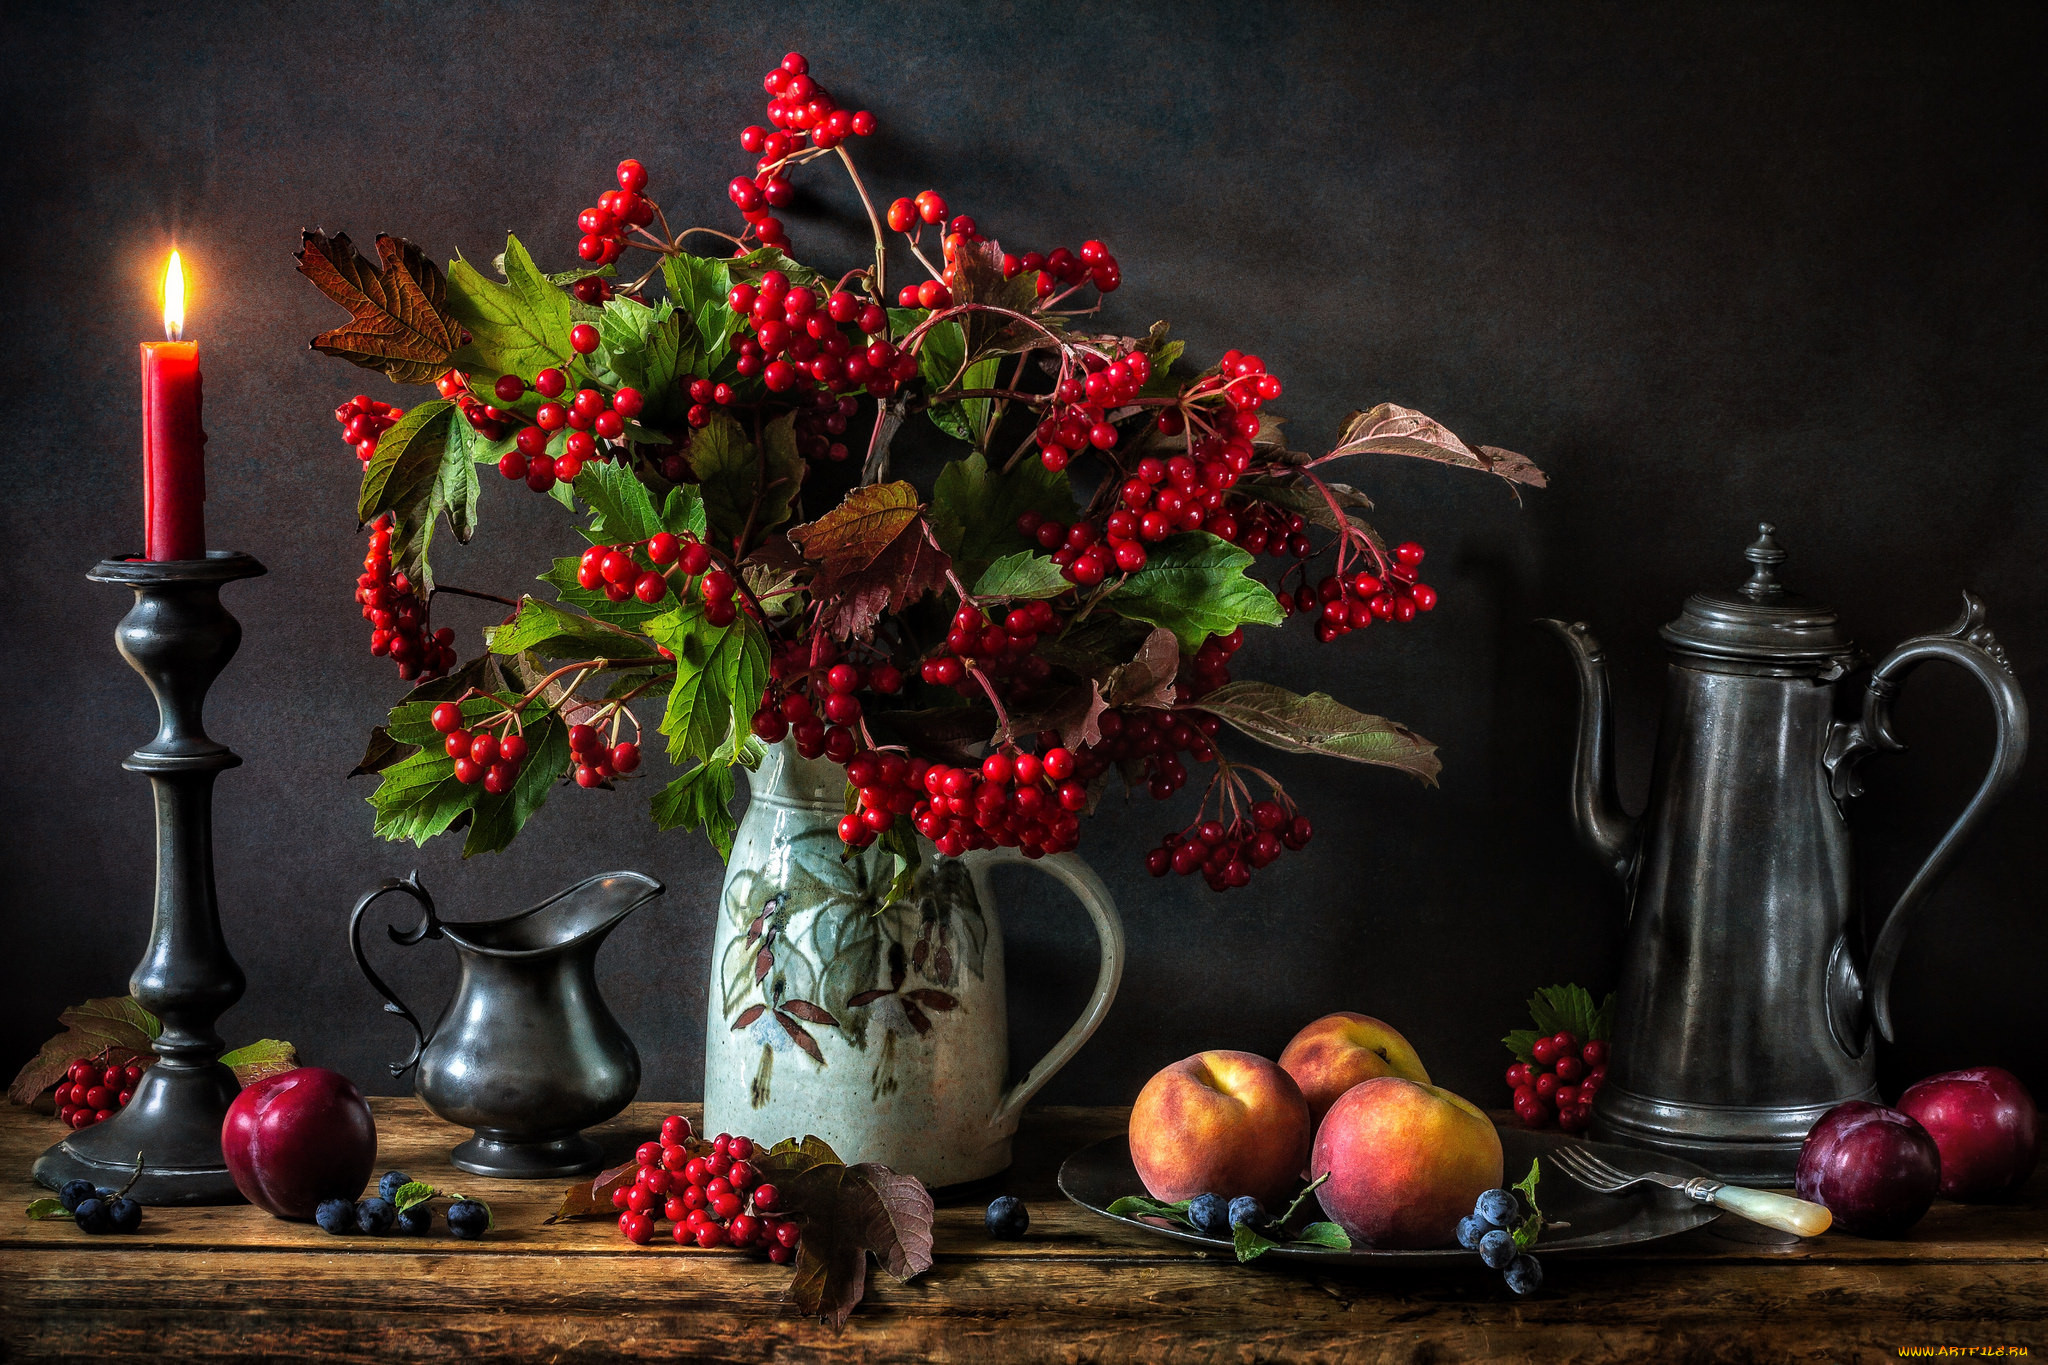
[3,1100,2043,1362]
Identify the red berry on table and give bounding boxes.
[1581,1040,1609,1068]
[1505,1063,1532,1089]
[1554,1054,1585,1083]
[636,1141,661,1166]
[570,323,599,354]
[1535,1072,1559,1100]
[1531,1036,1559,1065]
[694,1222,727,1249]
[751,1182,779,1212]
[619,1212,653,1244]
[1551,1031,1579,1056]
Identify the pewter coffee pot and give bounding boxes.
[350,871,662,1178]
[1544,525,2028,1183]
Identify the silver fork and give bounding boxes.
[1548,1146,1833,1237]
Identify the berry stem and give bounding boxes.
[832,144,887,302]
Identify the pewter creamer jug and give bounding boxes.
[1543,525,2028,1182]
[350,871,662,1178]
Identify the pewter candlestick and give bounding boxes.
[34,552,265,1204]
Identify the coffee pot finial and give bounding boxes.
[1741,522,1787,599]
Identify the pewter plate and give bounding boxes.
[1057,1127,1721,1262]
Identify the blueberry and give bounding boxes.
[1504,1253,1544,1296]
[1456,1214,1488,1250]
[1227,1196,1266,1232]
[57,1179,97,1213]
[314,1198,357,1235]
[1186,1193,1231,1239]
[356,1197,397,1235]
[984,1195,1029,1239]
[1479,1228,1517,1270]
[446,1200,490,1240]
[378,1170,412,1203]
[73,1198,114,1235]
[396,1203,433,1236]
[107,1197,143,1234]
[1475,1188,1520,1229]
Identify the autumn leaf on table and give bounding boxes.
[7,997,160,1106]
[787,482,952,640]
[1328,403,1547,494]
[754,1136,936,1329]
[298,231,461,385]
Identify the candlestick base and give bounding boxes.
[35,552,265,1206]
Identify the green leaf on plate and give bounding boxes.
[1511,1158,1544,1251]
[1293,1221,1351,1249]
[1108,533,1285,651]
[1104,1194,1191,1223]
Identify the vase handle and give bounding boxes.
[347,872,443,1078]
[966,848,1126,1135]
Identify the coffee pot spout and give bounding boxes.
[1540,620,1639,884]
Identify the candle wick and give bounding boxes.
[166,320,182,343]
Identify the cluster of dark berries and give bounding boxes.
[316,1170,488,1239]
[52,1055,146,1130]
[1507,1033,1607,1133]
[750,654,905,757]
[433,369,515,442]
[1002,237,1123,299]
[919,599,1063,698]
[984,1196,1029,1239]
[1185,1191,1277,1240]
[790,391,860,462]
[333,394,404,463]
[356,515,453,682]
[57,1177,144,1234]
[615,1116,803,1259]
[1455,1187,1543,1294]
[1023,345,1150,480]
[728,270,909,399]
[575,529,713,611]
[1146,800,1314,891]
[728,53,877,251]
[501,368,646,492]
[575,158,656,266]
[429,702,531,795]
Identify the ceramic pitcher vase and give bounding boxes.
[704,740,1124,1187]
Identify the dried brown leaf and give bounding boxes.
[1103,627,1181,711]
[297,231,461,385]
[1329,403,1546,491]
[544,1160,637,1223]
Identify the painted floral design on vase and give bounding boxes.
[704,739,1123,1187]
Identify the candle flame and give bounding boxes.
[163,251,185,341]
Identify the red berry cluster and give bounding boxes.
[356,516,453,682]
[53,1054,146,1130]
[749,653,906,760]
[614,1116,803,1259]
[1145,799,1314,891]
[429,701,532,796]
[1026,346,1152,478]
[862,743,1089,859]
[919,599,1062,698]
[575,159,657,265]
[1507,1034,1609,1133]
[576,530,716,609]
[1289,542,1437,643]
[499,369,647,493]
[569,722,642,789]
[332,394,404,463]
[434,369,515,442]
[729,52,877,251]
[1001,237,1123,299]
[728,271,908,399]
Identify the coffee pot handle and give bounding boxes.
[347,872,445,1077]
[965,848,1126,1134]
[1825,594,2030,1042]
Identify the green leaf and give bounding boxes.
[1502,1028,1542,1064]
[367,746,474,845]
[1190,679,1442,784]
[25,1198,69,1220]
[662,253,740,379]
[461,712,570,856]
[648,602,769,765]
[484,597,651,661]
[1295,1221,1352,1248]
[1233,1222,1280,1262]
[928,452,1076,579]
[727,245,820,291]
[1105,1195,1191,1222]
[357,400,455,527]
[972,551,1071,600]
[540,557,672,632]
[1511,1158,1544,1251]
[661,484,708,539]
[218,1039,299,1086]
[392,1181,438,1213]
[573,460,666,543]
[651,761,741,857]
[1109,533,1285,651]
[688,411,804,552]
[1525,984,1614,1042]
[446,235,573,379]
[595,295,677,395]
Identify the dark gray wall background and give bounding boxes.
[4,2,2043,1119]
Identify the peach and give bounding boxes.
[1311,1076,1503,1248]
[1129,1050,1313,1206]
[1279,1012,1431,1124]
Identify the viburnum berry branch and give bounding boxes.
[312,45,1543,880]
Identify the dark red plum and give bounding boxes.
[221,1067,377,1220]
[1899,1067,2039,1202]
[1795,1101,1939,1238]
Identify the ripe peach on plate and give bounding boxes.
[1279,1012,1431,1124]
[1311,1076,1503,1248]
[1129,1050,1312,1207]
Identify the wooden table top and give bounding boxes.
[3,1099,2043,1362]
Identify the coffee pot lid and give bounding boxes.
[1658,524,1855,664]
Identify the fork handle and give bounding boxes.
[1710,1185,1832,1237]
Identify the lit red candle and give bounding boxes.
[142,250,206,560]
